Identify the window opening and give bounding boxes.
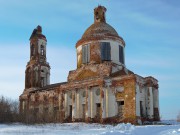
[82,44,90,64]
[101,42,111,61]
[119,45,124,64]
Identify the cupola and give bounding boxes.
[76,6,125,68]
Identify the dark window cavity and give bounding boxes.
[31,45,35,57]
[101,42,111,61]
[119,45,124,64]
[117,101,124,106]
[82,44,90,64]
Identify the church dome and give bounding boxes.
[76,6,125,47]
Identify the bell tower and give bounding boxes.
[24,25,50,91]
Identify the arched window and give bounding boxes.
[119,45,124,64]
[41,69,47,87]
[41,45,44,56]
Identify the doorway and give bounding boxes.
[82,104,86,119]
[140,101,143,117]
[117,101,124,118]
[96,103,101,118]
[69,105,72,118]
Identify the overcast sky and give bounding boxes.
[0,0,179,120]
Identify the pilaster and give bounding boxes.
[85,86,88,122]
[90,88,94,118]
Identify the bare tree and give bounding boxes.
[0,95,61,124]
[0,96,19,123]
[177,112,180,122]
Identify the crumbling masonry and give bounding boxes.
[19,6,160,124]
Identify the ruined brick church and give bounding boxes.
[19,6,160,124]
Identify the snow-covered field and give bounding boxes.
[0,122,180,135]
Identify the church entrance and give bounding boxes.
[117,101,124,118]
[69,105,72,118]
[140,101,143,117]
[96,103,101,119]
[82,104,86,120]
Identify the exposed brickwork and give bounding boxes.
[68,62,112,82]
[123,79,136,120]
[90,42,101,64]
[19,6,160,125]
